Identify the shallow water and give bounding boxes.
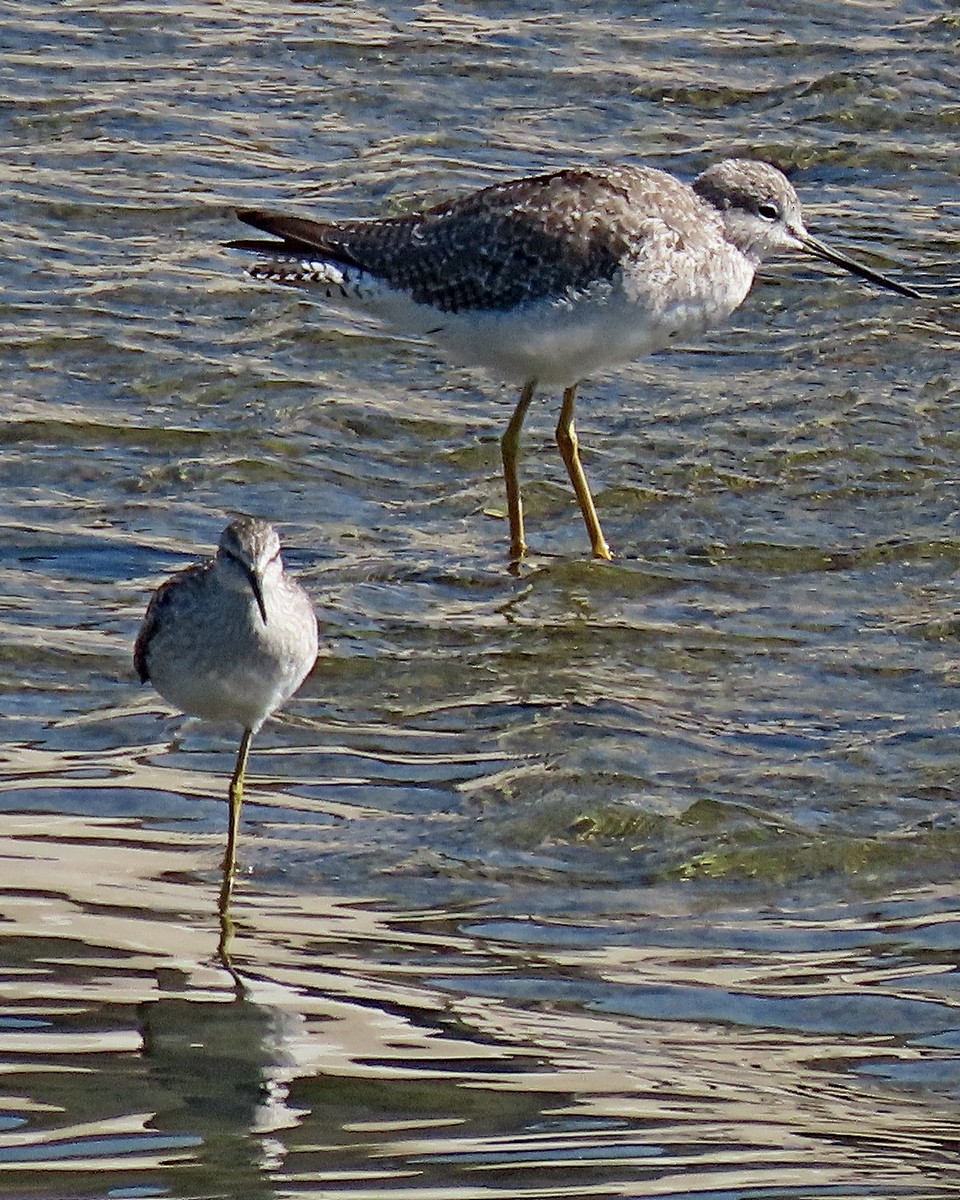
[3,1,960,1197]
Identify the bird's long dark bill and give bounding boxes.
[799,232,921,299]
[247,571,268,624]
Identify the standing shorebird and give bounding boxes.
[135,517,319,901]
[231,158,920,561]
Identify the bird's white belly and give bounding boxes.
[149,649,291,730]
[146,591,315,731]
[307,260,755,387]
[432,295,670,386]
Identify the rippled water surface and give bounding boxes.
[3,2,960,1197]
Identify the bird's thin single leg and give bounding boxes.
[501,380,537,560]
[221,727,254,890]
[555,385,613,561]
[215,894,248,996]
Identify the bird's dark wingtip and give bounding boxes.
[228,208,333,256]
[228,210,298,253]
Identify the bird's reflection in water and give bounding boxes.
[140,975,314,1191]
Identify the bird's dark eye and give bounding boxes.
[757,201,779,221]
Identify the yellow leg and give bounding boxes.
[501,380,537,560]
[555,385,613,560]
[216,889,236,961]
[220,727,254,897]
[215,893,247,995]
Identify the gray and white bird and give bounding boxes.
[231,158,919,561]
[135,517,319,893]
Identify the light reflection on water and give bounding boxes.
[2,814,960,1198]
[3,0,960,1195]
